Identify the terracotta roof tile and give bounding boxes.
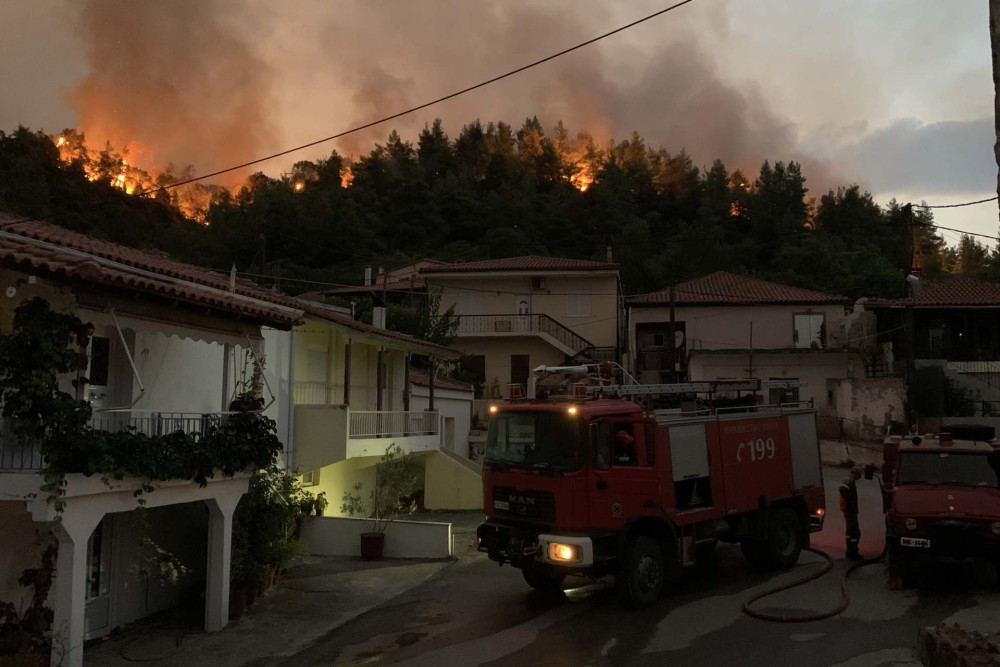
[409,368,473,392]
[865,276,1000,308]
[627,271,845,306]
[296,300,460,358]
[419,255,618,273]
[0,214,303,328]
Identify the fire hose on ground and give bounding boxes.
[740,544,888,622]
[743,467,888,622]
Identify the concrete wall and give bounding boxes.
[293,405,348,472]
[410,386,473,458]
[431,273,619,347]
[630,302,849,356]
[0,502,46,611]
[688,350,860,407]
[306,457,375,513]
[300,515,453,559]
[423,451,483,511]
[821,377,906,441]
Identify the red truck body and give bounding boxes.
[883,432,1000,576]
[477,390,826,607]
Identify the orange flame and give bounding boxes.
[340,165,354,188]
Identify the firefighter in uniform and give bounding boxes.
[839,466,863,561]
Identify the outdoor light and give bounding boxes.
[991,521,1000,536]
[905,518,918,531]
[816,508,825,517]
[548,543,579,563]
[567,405,578,415]
[489,405,498,414]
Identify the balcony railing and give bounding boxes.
[349,410,438,439]
[90,412,225,437]
[452,314,594,355]
[0,412,228,473]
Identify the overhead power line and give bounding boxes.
[914,196,998,209]
[123,0,696,198]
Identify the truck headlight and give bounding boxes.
[991,521,1000,536]
[547,543,581,563]
[905,518,918,531]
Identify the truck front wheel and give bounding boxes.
[521,561,566,592]
[616,535,665,608]
[765,507,805,570]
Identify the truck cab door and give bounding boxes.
[588,419,661,531]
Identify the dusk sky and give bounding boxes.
[1,0,996,246]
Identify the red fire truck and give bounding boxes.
[882,426,1000,581]
[477,368,826,608]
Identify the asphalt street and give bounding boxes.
[286,466,1000,667]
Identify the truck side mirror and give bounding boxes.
[864,463,876,480]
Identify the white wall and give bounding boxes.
[410,386,473,458]
[822,377,906,441]
[300,515,452,559]
[0,502,46,610]
[688,350,860,408]
[263,328,294,457]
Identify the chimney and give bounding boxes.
[906,273,922,298]
[364,266,372,286]
[372,305,387,329]
[606,245,613,262]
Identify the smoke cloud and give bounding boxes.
[67,0,278,185]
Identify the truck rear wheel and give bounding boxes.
[616,535,665,608]
[765,507,805,569]
[521,561,566,592]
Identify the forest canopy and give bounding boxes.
[1,119,995,304]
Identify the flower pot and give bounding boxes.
[360,532,385,561]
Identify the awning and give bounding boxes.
[78,307,263,348]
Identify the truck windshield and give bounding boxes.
[485,411,584,472]
[897,451,1000,487]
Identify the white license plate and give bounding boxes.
[900,537,931,548]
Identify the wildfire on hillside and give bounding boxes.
[340,165,354,188]
[52,130,223,222]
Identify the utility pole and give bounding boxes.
[991,0,1000,223]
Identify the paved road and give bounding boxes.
[288,467,1000,666]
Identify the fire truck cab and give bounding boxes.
[477,369,826,608]
[882,426,1000,580]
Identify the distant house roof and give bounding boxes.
[296,300,461,358]
[419,255,618,274]
[304,259,450,297]
[627,271,845,307]
[409,368,473,393]
[0,214,304,328]
[865,276,1000,308]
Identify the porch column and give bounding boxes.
[51,513,102,667]
[343,338,352,407]
[204,492,241,632]
[428,356,436,411]
[376,347,384,412]
[403,354,411,412]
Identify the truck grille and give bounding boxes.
[491,486,556,522]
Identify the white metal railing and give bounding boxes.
[89,412,226,437]
[349,410,438,439]
[0,421,42,472]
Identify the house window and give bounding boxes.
[301,469,320,486]
[89,336,110,386]
[793,314,825,349]
[458,293,484,316]
[769,379,800,405]
[566,294,592,317]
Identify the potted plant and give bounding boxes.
[340,443,418,561]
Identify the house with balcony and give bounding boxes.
[275,301,480,512]
[865,275,1000,421]
[627,272,903,439]
[0,214,304,667]
[419,256,622,401]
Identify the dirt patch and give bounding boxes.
[918,624,1000,666]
